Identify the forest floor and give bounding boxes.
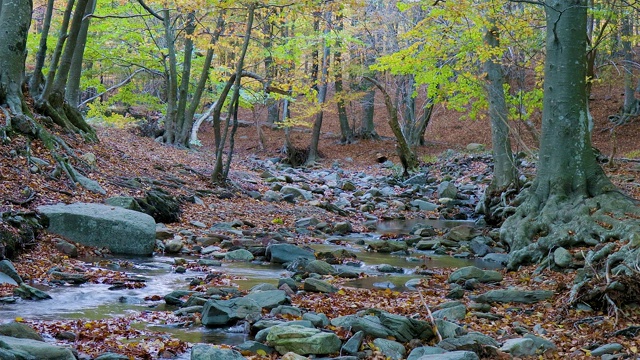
[1,81,640,359]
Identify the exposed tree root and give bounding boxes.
[281,144,311,167]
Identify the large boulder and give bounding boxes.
[331,309,434,342]
[0,335,75,360]
[38,203,155,255]
[190,344,246,360]
[448,266,503,284]
[201,297,261,326]
[470,289,554,304]
[266,325,341,355]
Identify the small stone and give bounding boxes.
[591,343,624,357]
[553,247,573,268]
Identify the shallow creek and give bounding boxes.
[0,225,502,355]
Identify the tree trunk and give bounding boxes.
[0,0,32,115]
[212,5,255,184]
[174,11,195,146]
[306,10,331,166]
[39,0,74,101]
[500,0,633,269]
[621,16,639,119]
[334,11,352,144]
[29,0,54,94]
[66,0,95,108]
[264,15,280,125]
[162,9,178,144]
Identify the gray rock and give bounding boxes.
[198,259,222,267]
[377,264,404,273]
[553,247,573,268]
[236,340,274,355]
[470,289,554,304]
[410,199,439,211]
[333,221,352,234]
[432,305,466,321]
[366,240,408,253]
[295,217,319,228]
[266,325,341,355]
[201,298,261,326]
[0,322,43,341]
[500,338,536,356]
[331,309,434,342]
[447,225,477,242]
[482,253,509,265]
[305,260,337,275]
[303,278,338,293]
[341,330,364,355]
[190,344,246,360]
[165,238,184,253]
[94,353,130,360]
[0,260,22,285]
[270,305,301,317]
[407,346,446,360]
[415,240,440,250]
[13,283,51,300]
[243,290,288,310]
[437,332,499,352]
[267,244,315,264]
[591,343,623,356]
[437,181,458,199]
[250,283,278,292]
[524,334,556,351]
[105,196,142,212]
[54,239,78,258]
[417,351,479,360]
[448,266,502,284]
[435,319,467,339]
[155,224,174,240]
[373,338,405,360]
[0,273,18,286]
[0,335,75,360]
[225,249,255,261]
[466,143,485,152]
[280,186,313,201]
[403,174,428,186]
[264,190,283,202]
[164,290,200,306]
[302,313,329,327]
[469,238,491,257]
[38,203,156,255]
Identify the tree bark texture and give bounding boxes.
[500,0,635,269]
[66,0,95,107]
[29,0,54,93]
[0,0,32,114]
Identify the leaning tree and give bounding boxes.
[501,0,640,292]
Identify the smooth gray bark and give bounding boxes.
[29,0,54,93]
[162,8,178,144]
[501,0,625,269]
[0,0,32,114]
[66,0,95,107]
[334,12,352,144]
[40,0,74,101]
[174,11,195,146]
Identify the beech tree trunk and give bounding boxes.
[66,0,95,107]
[334,12,352,144]
[29,0,53,94]
[0,0,32,115]
[500,0,635,269]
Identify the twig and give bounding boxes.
[604,294,620,327]
[43,185,74,196]
[417,289,443,342]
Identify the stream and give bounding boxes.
[0,228,502,356]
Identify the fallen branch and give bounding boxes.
[78,68,147,108]
[418,289,443,342]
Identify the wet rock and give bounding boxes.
[38,203,156,255]
[553,247,573,268]
[267,244,315,264]
[341,330,364,355]
[448,266,502,284]
[435,319,467,339]
[155,224,174,240]
[366,240,408,253]
[165,238,184,253]
[0,322,43,341]
[244,290,288,310]
[225,249,255,261]
[416,240,440,250]
[377,264,404,273]
[251,283,278,292]
[0,260,22,285]
[164,290,201,306]
[197,259,222,267]
[50,271,89,285]
[305,260,337,275]
[201,298,262,326]
[54,239,78,258]
[373,338,405,360]
[94,352,130,360]
[270,305,302,317]
[266,325,341,355]
[469,238,491,257]
[13,283,51,300]
[281,352,309,360]
[417,350,479,360]
[190,344,245,360]
[407,346,446,360]
[303,278,338,293]
[470,289,554,304]
[0,335,75,360]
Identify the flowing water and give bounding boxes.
[0,225,503,354]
